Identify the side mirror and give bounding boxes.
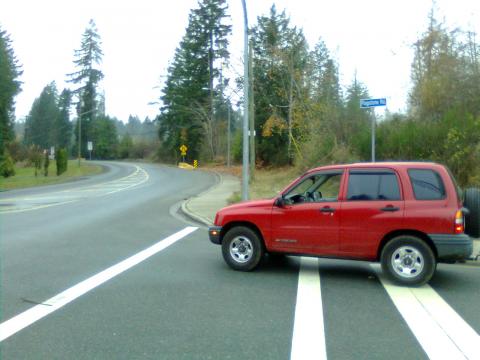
[275,195,285,207]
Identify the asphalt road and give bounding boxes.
[1,162,479,359]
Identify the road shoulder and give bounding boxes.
[181,170,240,226]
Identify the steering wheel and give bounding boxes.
[304,192,314,202]
[313,191,322,201]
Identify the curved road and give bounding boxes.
[1,162,217,356]
[1,162,479,359]
[0,162,149,213]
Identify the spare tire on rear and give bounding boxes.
[464,188,480,238]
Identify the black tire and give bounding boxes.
[464,188,480,238]
[381,236,436,286]
[222,226,264,271]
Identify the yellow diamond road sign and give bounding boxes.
[180,145,187,154]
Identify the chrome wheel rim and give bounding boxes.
[229,236,253,264]
[391,246,424,278]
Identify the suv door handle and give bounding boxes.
[380,206,400,212]
[320,206,335,213]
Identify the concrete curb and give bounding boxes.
[180,170,222,227]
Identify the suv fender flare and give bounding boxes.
[220,221,266,248]
[377,230,437,261]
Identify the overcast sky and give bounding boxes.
[1,0,479,122]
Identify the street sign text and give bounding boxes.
[360,98,387,108]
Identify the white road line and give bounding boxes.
[0,200,79,214]
[0,226,198,342]
[291,257,327,360]
[0,165,149,214]
[372,266,480,360]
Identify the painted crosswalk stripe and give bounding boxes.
[0,226,198,342]
[291,257,327,360]
[373,265,480,360]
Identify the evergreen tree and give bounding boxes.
[197,0,231,158]
[119,132,133,159]
[24,82,59,149]
[55,89,73,149]
[309,40,330,96]
[14,118,25,141]
[158,0,231,161]
[410,11,461,120]
[295,38,353,170]
[126,115,142,138]
[91,115,118,159]
[56,148,68,175]
[343,75,373,156]
[67,19,104,158]
[409,8,480,121]
[251,5,309,165]
[142,117,159,142]
[355,9,480,185]
[310,40,343,143]
[0,26,22,155]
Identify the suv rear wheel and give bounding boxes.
[381,235,436,286]
[464,188,480,238]
[222,226,264,271]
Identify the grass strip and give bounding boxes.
[0,160,103,191]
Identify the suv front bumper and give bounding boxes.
[429,234,473,260]
[209,226,222,244]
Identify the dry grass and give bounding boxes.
[249,166,301,199]
[201,163,243,178]
[219,165,301,203]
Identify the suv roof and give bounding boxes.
[307,161,443,174]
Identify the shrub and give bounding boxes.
[119,134,133,159]
[56,148,68,176]
[130,140,158,159]
[7,141,28,162]
[232,130,243,164]
[27,145,43,176]
[295,130,357,172]
[0,151,16,178]
[44,151,49,176]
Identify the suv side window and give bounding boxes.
[347,170,401,201]
[408,169,446,200]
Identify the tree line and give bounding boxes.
[0,25,22,176]
[1,2,479,186]
[157,2,480,186]
[156,2,372,166]
[0,20,158,178]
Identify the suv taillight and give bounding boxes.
[454,210,464,234]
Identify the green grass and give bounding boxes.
[0,160,103,191]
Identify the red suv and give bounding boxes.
[209,162,473,285]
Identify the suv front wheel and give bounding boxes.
[381,235,436,286]
[222,226,264,271]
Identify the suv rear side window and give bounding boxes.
[347,170,401,201]
[408,169,446,200]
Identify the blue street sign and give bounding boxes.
[360,98,387,108]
